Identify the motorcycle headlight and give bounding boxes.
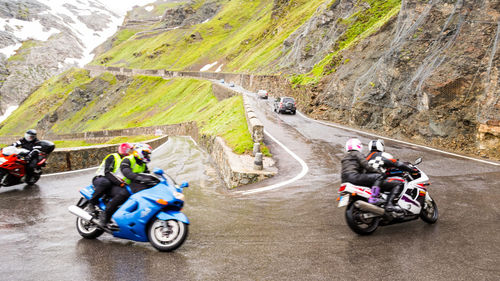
[173,191,184,201]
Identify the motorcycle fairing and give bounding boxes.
[156,210,189,224]
[79,185,95,199]
[79,184,107,210]
[112,182,184,242]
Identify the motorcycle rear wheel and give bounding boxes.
[345,201,380,235]
[420,196,438,224]
[148,219,188,252]
[76,202,104,239]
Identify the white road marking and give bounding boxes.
[236,129,309,195]
[296,111,500,167]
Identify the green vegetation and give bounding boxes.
[153,1,188,15]
[113,28,143,47]
[53,135,158,148]
[0,68,92,134]
[291,0,401,86]
[91,0,325,72]
[0,71,255,154]
[7,40,39,62]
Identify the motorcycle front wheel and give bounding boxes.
[148,219,188,252]
[75,201,104,239]
[345,201,380,235]
[420,196,438,224]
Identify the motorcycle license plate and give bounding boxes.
[338,194,349,207]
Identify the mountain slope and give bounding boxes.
[0,68,255,154]
[91,0,326,72]
[90,0,500,159]
[0,0,152,116]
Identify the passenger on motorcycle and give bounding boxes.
[89,143,133,227]
[341,138,381,188]
[11,129,41,184]
[366,139,419,212]
[97,143,158,228]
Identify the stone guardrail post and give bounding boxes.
[252,142,260,156]
[254,152,263,170]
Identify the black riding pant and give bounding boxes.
[89,176,113,205]
[104,185,130,221]
[375,178,404,193]
[342,172,382,187]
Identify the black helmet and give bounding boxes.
[24,129,37,142]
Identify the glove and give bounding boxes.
[134,175,147,182]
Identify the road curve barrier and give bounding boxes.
[44,135,168,173]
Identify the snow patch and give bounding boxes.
[200,61,218,71]
[0,0,158,64]
[215,64,223,72]
[0,18,59,41]
[33,0,157,66]
[0,106,19,123]
[0,43,22,58]
[145,5,154,12]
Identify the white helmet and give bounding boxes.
[345,138,362,152]
[368,139,385,152]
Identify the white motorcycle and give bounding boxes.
[337,158,438,235]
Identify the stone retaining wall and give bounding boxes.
[242,94,264,143]
[477,120,500,159]
[44,135,168,173]
[0,123,198,143]
[198,135,276,188]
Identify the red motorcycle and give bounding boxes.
[0,140,55,187]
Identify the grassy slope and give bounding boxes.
[91,0,326,73]
[0,69,254,154]
[0,68,92,134]
[291,0,401,85]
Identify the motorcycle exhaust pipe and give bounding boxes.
[354,200,385,216]
[68,205,93,221]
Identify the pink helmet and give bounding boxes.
[345,138,362,152]
[118,143,133,156]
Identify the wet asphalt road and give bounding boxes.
[1,90,500,281]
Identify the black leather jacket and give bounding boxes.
[341,150,378,177]
[12,138,40,151]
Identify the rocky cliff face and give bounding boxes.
[0,0,123,115]
[278,0,500,158]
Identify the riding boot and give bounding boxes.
[385,185,402,212]
[368,186,381,203]
[24,167,34,184]
[96,212,110,228]
[86,203,97,214]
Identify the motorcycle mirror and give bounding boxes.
[153,168,164,175]
[414,157,422,165]
[180,181,189,188]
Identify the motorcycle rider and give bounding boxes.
[96,143,158,228]
[89,143,133,227]
[341,138,381,187]
[365,139,419,212]
[11,129,41,184]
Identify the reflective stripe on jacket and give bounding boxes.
[120,155,146,184]
[96,153,121,176]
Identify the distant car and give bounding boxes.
[257,90,268,99]
[220,79,225,84]
[274,97,296,114]
[229,82,235,87]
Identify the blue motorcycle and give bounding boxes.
[68,169,189,252]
